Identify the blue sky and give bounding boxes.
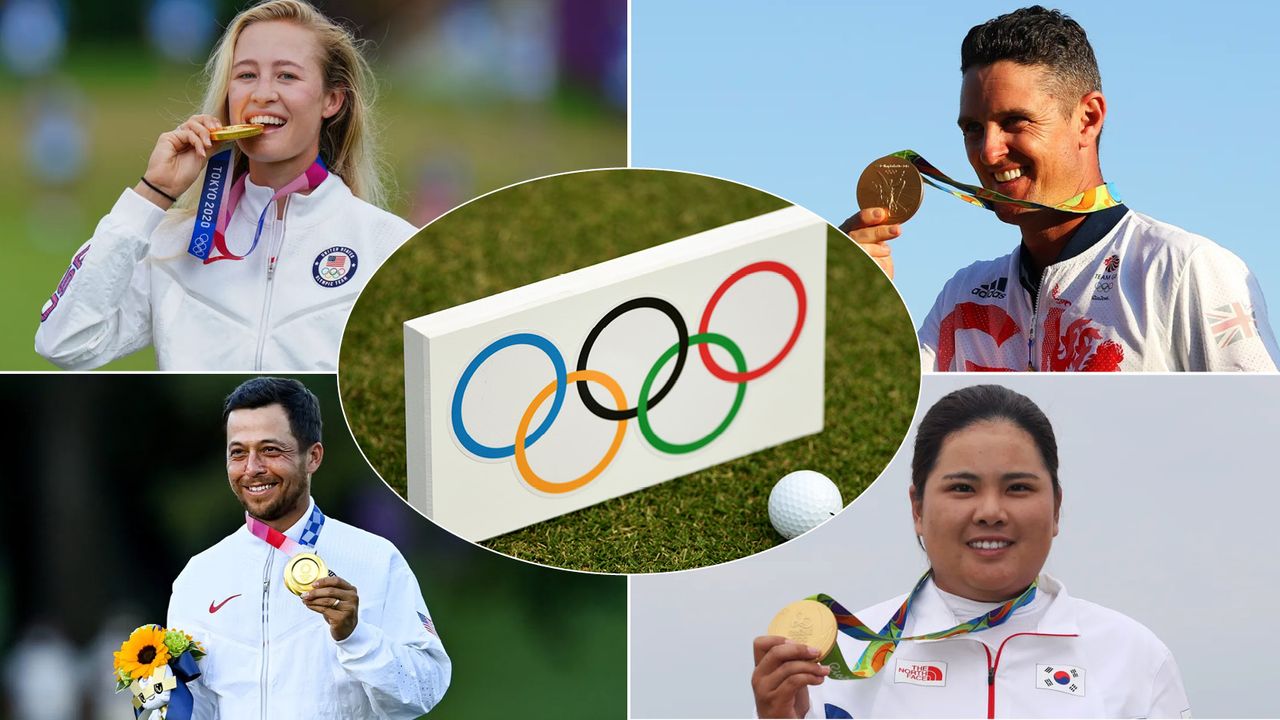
[631,0,1280,327]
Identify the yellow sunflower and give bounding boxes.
[113,625,171,681]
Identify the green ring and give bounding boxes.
[637,332,747,454]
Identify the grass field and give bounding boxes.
[339,170,921,573]
[1,47,624,370]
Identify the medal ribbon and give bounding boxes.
[245,504,326,558]
[187,151,328,264]
[890,149,1120,214]
[129,649,202,720]
[808,570,1037,680]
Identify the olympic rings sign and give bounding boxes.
[449,260,807,495]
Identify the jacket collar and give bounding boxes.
[237,171,350,228]
[1017,204,1129,298]
[238,495,319,544]
[280,495,319,540]
[905,573,1079,638]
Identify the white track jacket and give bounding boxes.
[804,575,1189,719]
[918,209,1278,371]
[168,499,450,719]
[35,176,414,370]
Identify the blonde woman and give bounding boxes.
[35,0,414,371]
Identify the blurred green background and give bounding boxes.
[0,374,625,719]
[341,170,922,572]
[3,0,625,370]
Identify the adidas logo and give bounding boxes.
[971,277,1008,299]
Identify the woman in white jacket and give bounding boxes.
[35,0,414,371]
[751,384,1190,719]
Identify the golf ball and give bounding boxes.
[768,470,843,540]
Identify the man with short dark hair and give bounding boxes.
[167,377,451,718]
[846,5,1278,371]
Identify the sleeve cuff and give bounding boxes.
[334,618,380,662]
[117,187,171,238]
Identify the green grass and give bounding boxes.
[2,47,623,370]
[340,170,920,573]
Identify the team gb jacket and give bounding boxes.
[168,498,450,719]
[803,575,1189,719]
[918,209,1278,371]
[36,175,414,371]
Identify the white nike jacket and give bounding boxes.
[167,499,450,719]
[804,575,1189,719]
[918,210,1279,371]
[35,175,414,370]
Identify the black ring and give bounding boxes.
[576,297,689,421]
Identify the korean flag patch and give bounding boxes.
[1037,664,1085,696]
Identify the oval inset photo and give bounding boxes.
[339,169,920,573]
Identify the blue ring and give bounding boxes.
[451,333,567,459]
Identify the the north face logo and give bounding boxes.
[894,659,946,686]
[971,277,1008,299]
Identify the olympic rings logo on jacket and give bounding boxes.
[449,261,808,494]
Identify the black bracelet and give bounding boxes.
[140,176,178,203]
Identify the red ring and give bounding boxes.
[697,260,806,382]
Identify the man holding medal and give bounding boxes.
[167,377,451,718]
[845,5,1279,372]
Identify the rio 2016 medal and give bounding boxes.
[767,599,838,659]
[856,154,924,224]
[283,551,328,595]
[209,123,264,142]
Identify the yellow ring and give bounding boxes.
[514,370,627,494]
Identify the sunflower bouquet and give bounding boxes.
[112,624,206,719]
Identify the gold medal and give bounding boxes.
[856,154,924,224]
[767,599,838,659]
[210,123,265,142]
[283,551,328,595]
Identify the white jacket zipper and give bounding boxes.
[1027,266,1050,370]
[254,197,289,370]
[260,551,274,720]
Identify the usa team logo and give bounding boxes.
[312,246,358,288]
[894,659,946,687]
[1037,664,1085,696]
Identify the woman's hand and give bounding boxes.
[751,635,829,719]
[134,114,224,209]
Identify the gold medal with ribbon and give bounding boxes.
[246,506,335,594]
[857,149,1121,220]
[766,599,838,659]
[768,571,1037,680]
[283,551,330,596]
[209,123,264,142]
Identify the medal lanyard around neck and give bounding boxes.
[810,570,1037,680]
[891,149,1121,214]
[245,504,326,557]
[187,150,329,264]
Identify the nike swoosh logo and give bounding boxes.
[209,594,242,613]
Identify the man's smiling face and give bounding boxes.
[958,60,1102,226]
[226,403,319,525]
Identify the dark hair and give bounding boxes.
[911,385,1060,504]
[222,377,323,447]
[960,5,1101,115]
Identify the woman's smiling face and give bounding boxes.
[912,419,1060,602]
[228,20,342,170]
